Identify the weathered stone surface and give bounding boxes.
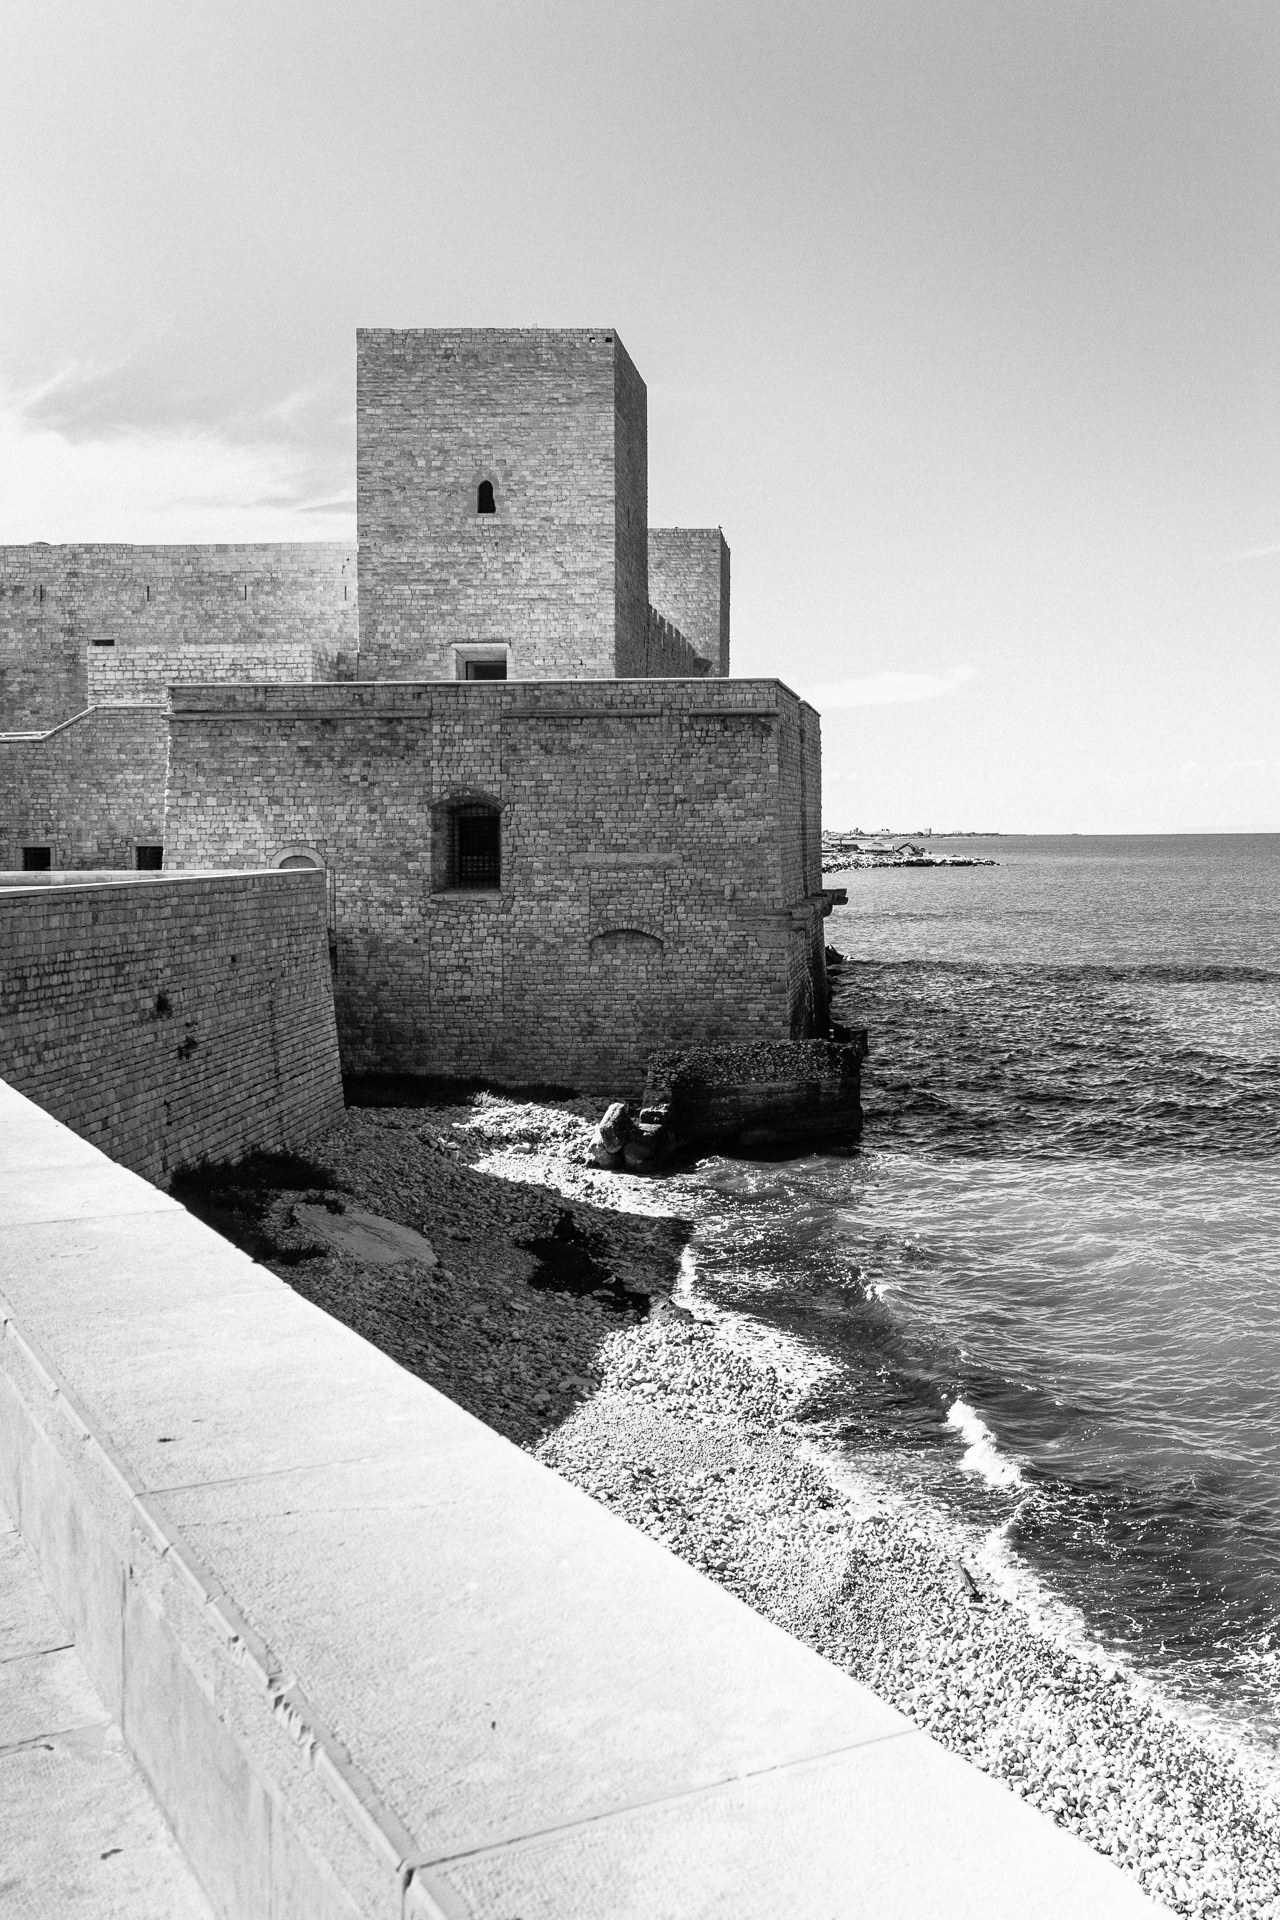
[291,1203,437,1269]
[0,706,167,871]
[357,328,649,681]
[0,542,357,733]
[588,1101,632,1165]
[164,678,828,1091]
[640,1037,868,1160]
[0,870,344,1185]
[622,1113,671,1172]
[647,527,731,675]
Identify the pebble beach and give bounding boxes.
[184,1093,1280,1920]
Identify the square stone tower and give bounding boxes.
[356,328,648,681]
[648,527,731,675]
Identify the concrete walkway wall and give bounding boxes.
[0,1079,1166,1919]
[0,869,343,1184]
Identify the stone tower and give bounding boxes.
[356,328,648,682]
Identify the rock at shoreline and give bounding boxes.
[636,1037,868,1163]
[588,1100,632,1165]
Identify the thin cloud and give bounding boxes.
[0,372,355,544]
[801,665,976,709]
[1218,542,1280,563]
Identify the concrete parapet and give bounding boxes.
[0,1080,1166,1919]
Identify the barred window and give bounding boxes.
[452,804,501,888]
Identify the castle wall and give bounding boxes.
[356,329,648,681]
[648,528,731,675]
[163,679,825,1089]
[803,699,823,897]
[0,707,167,870]
[0,544,357,731]
[0,868,344,1184]
[616,606,712,679]
[613,345,650,674]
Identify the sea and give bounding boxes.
[684,835,1280,1767]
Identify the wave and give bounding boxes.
[946,1398,1025,1489]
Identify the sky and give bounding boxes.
[3,0,1278,832]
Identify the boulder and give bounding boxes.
[587,1100,632,1166]
[622,1108,671,1172]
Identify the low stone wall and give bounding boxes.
[0,869,343,1183]
[639,1037,867,1160]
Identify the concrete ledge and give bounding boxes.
[0,1078,1166,1918]
[0,1516,215,1917]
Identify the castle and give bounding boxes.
[0,329,828,1087]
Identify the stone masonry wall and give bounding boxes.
[612,344,650,676]
[0,707,167,870]
[777,693,828,1035]
[802,696,823,897]
[164,679,823,1090]
[88,640,313,706]
[356,329,648,682]
[0,869,344,1185]
[648,528,731,675]
[0,544,357,732]
[616,608,711,679]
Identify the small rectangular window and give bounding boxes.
[92,636,115,647]
[136,845,164,870]
[455,645,510,680]
[22,846,52,871]
[453,807,501,887]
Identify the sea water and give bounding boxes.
[685,835,1280,1758]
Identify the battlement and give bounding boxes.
[649,527,731,675]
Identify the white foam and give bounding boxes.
[947,1398,1025,1489]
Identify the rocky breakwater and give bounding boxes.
[822,832,998,871]
[593,1037,869,1173]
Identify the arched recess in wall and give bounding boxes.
[477,480,496,514]
[589,927,665,965]
[429,790,505,892]
[273,847,324,869]
[588,929,666,1056]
